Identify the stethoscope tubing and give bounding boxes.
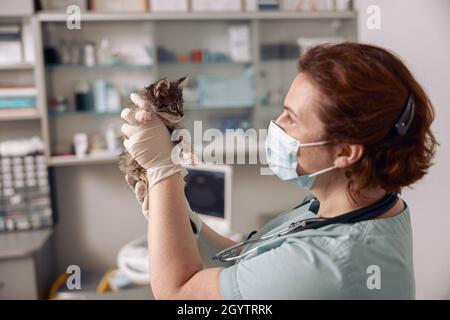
[213,193,399,262]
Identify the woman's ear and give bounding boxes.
[333,143,364,168]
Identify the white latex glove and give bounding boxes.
[120,95,183,191]
[121,94,203,237]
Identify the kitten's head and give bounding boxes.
[144,76,188,125]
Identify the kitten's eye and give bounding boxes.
[170,103,177,111]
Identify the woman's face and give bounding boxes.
[275,73,334,176]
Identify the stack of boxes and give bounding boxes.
[0,149,53,232]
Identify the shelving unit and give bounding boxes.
[48,153,119,167]
[0,13,56,236]
[31,9,357,167]
[0,63,35,70]
[45,63,153,70]
[0,109,41,122]
[0,16,44,140]
[36,10,357,22]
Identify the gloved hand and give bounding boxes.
[120,94,184,191]
[121,94,203,237]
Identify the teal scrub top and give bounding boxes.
[219,197,415,299]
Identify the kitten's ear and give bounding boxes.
[177,76,188,89]
[154,78,170,98]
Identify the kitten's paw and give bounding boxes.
[134,180,148,202]
[125,174,136,190]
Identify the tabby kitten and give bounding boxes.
[118,76,189,198]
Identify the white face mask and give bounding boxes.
[265,121,337,190]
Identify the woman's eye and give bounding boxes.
[287,113,294,123]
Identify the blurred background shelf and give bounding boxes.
[37,4,357,164]
[0,63,34,70]
[48,154,119,167]
[37,11,357,22]
[47,145,265,167]
[48,110,122,117]
[184,104,255,110]
[0,109,41,121]
[45,64,153,70]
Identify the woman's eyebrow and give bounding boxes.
[284,106,299,119]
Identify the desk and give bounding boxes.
[0,229,54,299]
[57,286,154,300]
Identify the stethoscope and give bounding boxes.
[213,193,399,262]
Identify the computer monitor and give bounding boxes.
[184,164,232,235]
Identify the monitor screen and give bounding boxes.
[184,169,225,219]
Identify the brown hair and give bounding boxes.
[298,43,438,199]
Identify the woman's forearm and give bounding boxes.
[147,172,203,297]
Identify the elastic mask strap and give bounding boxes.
[307,165,337,178]
[298,140,331,148]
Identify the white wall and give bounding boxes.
[355,0,450,299]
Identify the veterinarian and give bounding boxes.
[120,43,437,299]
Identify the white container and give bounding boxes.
[92,79,108,113]
[150,0,188,12]
[229,25,252,63]
[83,43,96,66]
[192,0,241,12]
[335,0,352,11]
[107,87,121,113]
[105,125,121,154]
[73,133,88,158]
[244,0,258,11]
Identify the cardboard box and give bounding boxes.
[150,0,188,12]
[0,0,34,16]
[191,0,242,12]
[40,0,87,11]
[91,0,148,12]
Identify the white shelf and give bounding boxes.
[45,64,153,70]
[47,145,264,167]
[0,109,41,122]
[48,154,119,167]
[184,104,255,111]
[48,110,121,117]
[37,10,356,22]
[0,63,34,70]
